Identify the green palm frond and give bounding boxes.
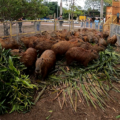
[48,46,120,110]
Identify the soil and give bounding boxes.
[0,22,80,37]
[0,24,120,120]
[0,82,120,120]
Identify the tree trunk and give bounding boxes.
[3,22,15,36]
[100,0,103,18]
[3,22,10,36]
[60,0,62,15]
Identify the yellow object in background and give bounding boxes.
[79,16,86,21]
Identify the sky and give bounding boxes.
[48,0,85,9]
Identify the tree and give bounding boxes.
[43,1,60,18]
[0,0,49,35]
[43,1,83,19]
[62,6,83,20]
[74,6,84,18]
[62,8,69,19]
[100,0,103,18]
[84,0,112,10]
[84,0,101,10]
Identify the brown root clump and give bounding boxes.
[35,50,56,80]
[51,40,84,56]
[20,48,37,67]
[0,37,19,49]
[66,47,99,66]
[99,38,107,47]
[107,35,117,45]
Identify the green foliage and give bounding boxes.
[73,6,84,17]
[116,115,120,119]
[43,1,83,19]
[62,6,84,19]
[84,0,112,10]
[0,46,37,114]
[0,0,49,20]
[43,1,60,18]
[45,47,120,110]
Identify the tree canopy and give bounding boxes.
[43,1,83,19]
[62,5,84,19]
[0,0,49,21]
[84,0,112,10]
[43,1,60,18]
[74,6,84,17]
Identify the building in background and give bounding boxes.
[106,0,120,21]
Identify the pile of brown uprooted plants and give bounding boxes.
[1,28,120,119]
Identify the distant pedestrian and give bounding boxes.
[18,17,23,33]
[86,18,89,27]
[90,18,93,28]
[94,17,99,30]
[117,13,119,23]
[79,20,81,26]
[81,19,84,27]
[58,15,63,30]
[100,18,104,32]
[36,18,41,31]
[104,18,106,23]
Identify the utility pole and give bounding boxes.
[68,1,70,20]
[60,0,62,15]
[73,0,75,19]
[57,0,58,18]
[71,0,75,20]
[70,0,75,31]
[71,0,73,20]
[100,0,103,19]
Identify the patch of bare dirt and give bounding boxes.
[0,82,120,120]
[0,26,120,120]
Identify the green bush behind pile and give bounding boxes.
[0,45,37,114]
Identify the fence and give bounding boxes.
[103,15,117,32]
[110,23,120,46]
[0,20,104,40]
